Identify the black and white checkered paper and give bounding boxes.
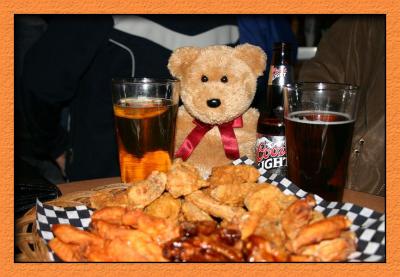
[36,157,385,262]
[36,199,94,261]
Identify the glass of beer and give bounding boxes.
[283,82,359,201]
[111,78,180,183]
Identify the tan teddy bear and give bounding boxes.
[168,43,267,177]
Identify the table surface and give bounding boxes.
[58,177,385,213]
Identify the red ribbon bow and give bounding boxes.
[175,116,243,161]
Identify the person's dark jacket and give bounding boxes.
[21,15,240,181]
[299,15,385,196]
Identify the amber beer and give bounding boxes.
[283,82,359,202]
[112,78,180,183]
[114,97,178,183]
[285,111,355,201]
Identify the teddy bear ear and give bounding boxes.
[233,43,267,77]
[168,47,200,79]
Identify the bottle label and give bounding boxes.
[255,135,287,171]
[268,65,291,86]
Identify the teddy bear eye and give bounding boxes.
[221,75,228,83]
[201,75,208,82]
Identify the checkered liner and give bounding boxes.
[36,199,93,261]
[36,157,385,262]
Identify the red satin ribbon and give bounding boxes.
[175,116,243,161]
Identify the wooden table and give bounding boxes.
[58,177,385,213]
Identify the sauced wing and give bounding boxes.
[243,235,288,262]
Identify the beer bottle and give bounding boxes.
[255,42,294,176]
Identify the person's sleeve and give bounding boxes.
[299,16,357,83]
[22,15,113,160]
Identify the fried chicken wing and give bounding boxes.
[166,161,209,198]
[105,230,167,262]
[90,190,129,210]
[277,194,298,210]
[209,165,259,187]
[186,190,245,221]
[289,254,317,262]
[281,194,316,240]
[85,244,115,262]
[253,218,286,249]
[91,206,127,224]
[90,219,131,240]
[222,212,260,240]
[48,238,83,262]
[181,201,213,221]
[52,224,104,247]
[290,215,352,252]
[310,210,325,224]
[247,217,289,261]
[122,209,179,244]
[144,192,181,221]
[127,171,166,208]
[236,212,260,240]
[244,184,286,221]
[299,231,357,262]
[210,182,258,206]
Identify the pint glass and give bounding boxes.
[283,83,358,201]
[111,78,180,183]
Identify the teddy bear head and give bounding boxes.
[168,44,267,125]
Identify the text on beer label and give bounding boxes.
[255,136,287,169]
[269,66,287,85]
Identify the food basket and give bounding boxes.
[15,158,385,262]
[15,183,128,262]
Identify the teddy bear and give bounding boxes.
[168,43,267,177]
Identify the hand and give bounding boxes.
[55,153,66,177]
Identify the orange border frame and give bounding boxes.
[1,0,399,276]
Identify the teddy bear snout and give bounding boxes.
[206,98,221,108]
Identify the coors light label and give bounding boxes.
[255,135,287,173]
[269,65,289,86]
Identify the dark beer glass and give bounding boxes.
[111,78,180,183]
[283,83,359,201]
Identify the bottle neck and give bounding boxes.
[271,42,293,65]
[268,44,293,86]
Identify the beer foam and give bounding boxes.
[285,111,355,125]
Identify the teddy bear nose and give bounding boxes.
[207,98,221,108]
